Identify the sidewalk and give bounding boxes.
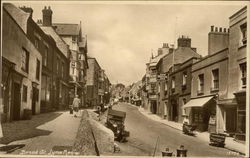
[7,110,81,155]
[135,105,245,155]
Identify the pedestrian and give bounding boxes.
[72,95,81,117]
[183,115,189,125]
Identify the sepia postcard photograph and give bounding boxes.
[0,0,249,157]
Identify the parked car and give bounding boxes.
[106,109,130,142]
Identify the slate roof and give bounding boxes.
[40,26,69,58]
[149,50,169,67]
[3,3,30,33]
[53,23,80,36]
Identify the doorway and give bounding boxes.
[32,87,39,115]
[12,82,21,120]
[170,99,178,122]
[226,107,237,133]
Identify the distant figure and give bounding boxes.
[72,95,81,117]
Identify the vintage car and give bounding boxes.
[106,109,130,142]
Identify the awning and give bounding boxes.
[183,96,214,109]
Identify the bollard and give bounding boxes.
[176,145,187,157]
[162,147,173,157]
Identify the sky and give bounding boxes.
[10,1,246,86]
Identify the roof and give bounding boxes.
[3,3,30,33]
[53,23,80,36]
[40,26,69,58]
[149,52,168,67]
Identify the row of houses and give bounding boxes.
[1,3,111,122]
[141,6,247,141]
[86,57,111,108]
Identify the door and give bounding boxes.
[13,82,21,120]
[226,107,237,133]
[32,87,38,115]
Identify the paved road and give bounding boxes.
[113,102,238,157]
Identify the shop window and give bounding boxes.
[22,85,27,102]
[21,48,29,73]
[198,74,204,95]
[36,59,40,80]
[240,23,247,45]
[211,69,219,91]
[240,63,246,88]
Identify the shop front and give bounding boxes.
[234,90,246,141]
[183,96,216,132]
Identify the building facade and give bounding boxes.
[33,6,71,111]
[153,36,201,122]
[53,22,88,106]
[86,57,101,107]
[224,6,247,140]
[167,57,200,123]
[2,4,42,121]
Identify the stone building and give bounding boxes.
[186,45,229,132]
[146,43,172,114]
[184,6,247,138]
[27,6,71,111]
[2,3,42,121]
[144,37,201,119]
[86,57,102,107]
[52,22,88,107]
[167,57,200,123]
[223,6,247,140]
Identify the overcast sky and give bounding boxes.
[11,1,246,86]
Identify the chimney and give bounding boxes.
[20,6,33,18]
[37,19,43,25]
[162,43,169,48]
[42,6,53,26]
[177,35,191,48]
[208,25,229,55]
[211,25,214,32]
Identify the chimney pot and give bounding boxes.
[219,27,222,32]
[45,6,47,9]
[211,26,214,32]
[223,28,227,33]
[215,27,218,32]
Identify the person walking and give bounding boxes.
[72,95,81,117]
